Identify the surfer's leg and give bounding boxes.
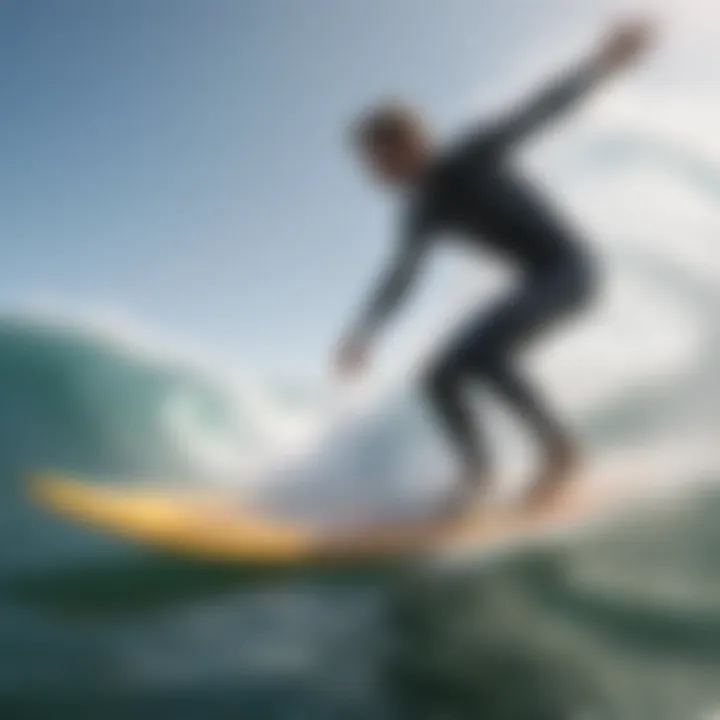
[422,255,595,512]
[424,352,487,479]
[423,351,493,517]
[482,354,572,453]
[460,256,595,494]
[478,353,582,507]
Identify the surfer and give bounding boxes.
[334,19,655,515]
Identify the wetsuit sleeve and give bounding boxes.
[483,59,604,155]
[349,221,432,345]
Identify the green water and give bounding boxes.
[3,482,720,720]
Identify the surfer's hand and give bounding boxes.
[335,336,370,379]
[596,19,656,76]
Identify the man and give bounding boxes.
[335,20,654,515]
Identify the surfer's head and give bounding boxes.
[352,101,432,186]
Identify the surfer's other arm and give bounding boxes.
[482,19,655,153]
[336,233,428,376]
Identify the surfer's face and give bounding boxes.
[352,103,431,186]
[362,139,425,185]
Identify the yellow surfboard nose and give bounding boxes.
[30,462,655,565]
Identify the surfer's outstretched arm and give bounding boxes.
[485,19,654,153]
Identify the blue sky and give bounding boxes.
[0,0,613,374]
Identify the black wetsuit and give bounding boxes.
[354,61,601,478]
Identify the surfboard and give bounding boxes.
[29,461,661,565]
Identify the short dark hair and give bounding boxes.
[352,101,425,149]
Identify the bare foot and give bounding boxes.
[523,445,583,511]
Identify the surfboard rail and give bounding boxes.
[29,464,655,565]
